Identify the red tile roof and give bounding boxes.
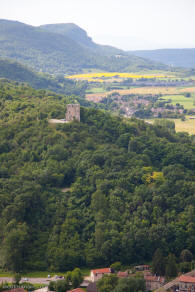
[143,270,152,276]
[179,275,195,283]
[67,289,85,292]
[91,268,111,274]
[144,276,165,283]
[117,271,128,278]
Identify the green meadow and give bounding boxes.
[161,93,195,109]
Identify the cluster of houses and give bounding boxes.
[101,92,186,119]
[82,266,195,292]
[2,268,195,292]
[80,265,166,291]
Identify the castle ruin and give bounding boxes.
[65,104,80,122]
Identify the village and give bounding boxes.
[1,266,195,292]
[98,92,188,119]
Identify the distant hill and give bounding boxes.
[39,23,124,56]
[0,19,168,74]
[129,48,195,68]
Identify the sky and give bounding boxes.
[0,0,195,50]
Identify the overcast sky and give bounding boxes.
[1,0,195,50]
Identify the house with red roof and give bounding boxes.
[144,275,165,291]
[90,268,112,282]
[117,271,129,278]
[178,275,195,292]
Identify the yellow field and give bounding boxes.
[67,72,173,82]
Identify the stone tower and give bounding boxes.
[65,104,80,122]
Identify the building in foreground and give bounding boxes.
[144,275,165,291]
[178,275,195,292]
[90,268,112,282]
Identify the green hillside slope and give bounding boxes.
[0,80,194,272]
[0,19,168,74]
[0,58,87,96]
[130,48,195,68]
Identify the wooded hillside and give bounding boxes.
[0,80,194,272]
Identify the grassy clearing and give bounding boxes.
[0,269,90,279]
[0,271,13,277]
[86,87,106,93]
[161,94,195,109]
[23,271,57,278]
[25,268,91,277]
[0,271,62,278]
[145,117,195,135]
[174,117,195,134]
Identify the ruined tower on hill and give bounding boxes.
[65,104,80,122]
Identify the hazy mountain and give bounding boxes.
[0,19,168,74]
[129,48,195,68]
[39,23,124,56]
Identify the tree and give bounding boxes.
[180,249,192,262]
[152,248,166,276]
[55,280,69,292]
[154,119,175,133]
[114,277,146,292]
[2,222,29,272]
[49,280,70,292]
[110,262,122,272]
[165,254,178,278]
[48,281,56,291]
[71,268,83,289]
[97,274,118,292]
[13,273,21,285]
[179,262,191,273]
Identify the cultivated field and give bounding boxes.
[71,70,195,134]
[67,72,174,82]
[162,94,195,109]
[86,86,195,103]
[146,117,195,135]
[86,87,194,102]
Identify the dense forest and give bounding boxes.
[0,80,194,273]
